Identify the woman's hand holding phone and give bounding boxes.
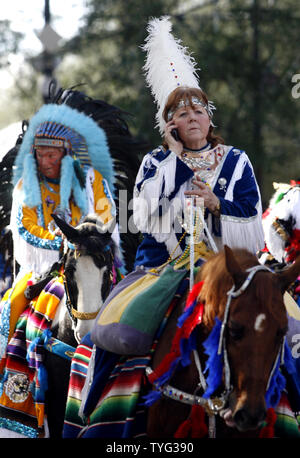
[164,120,183,157]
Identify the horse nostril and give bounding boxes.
[234,406,267,431]
[234,408,249,429]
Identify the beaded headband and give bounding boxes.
[34,138,68,149]
[33,121,91,168]
[167,97,215,121]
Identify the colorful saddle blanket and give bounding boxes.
[63,276,190,438]
[0,276,64,438]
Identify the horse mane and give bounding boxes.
[196,248,260,328]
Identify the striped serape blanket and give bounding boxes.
[0,276,64,438]
[63,277,190,438]
[274,392,300,437]
[63,336,150,438]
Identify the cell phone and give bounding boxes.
[171,128,180,142]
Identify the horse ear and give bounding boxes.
[224,245,246,289]
[276,255,300,293]
[51,213,79,242]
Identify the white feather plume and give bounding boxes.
[142,16,202,135]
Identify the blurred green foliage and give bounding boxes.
[1,1,300,206]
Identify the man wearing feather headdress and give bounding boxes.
[11,103,116,278]
[0,100,117,345]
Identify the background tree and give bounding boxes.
[178,0,300,203]
[0,20,24,127]
[2,0,300,206]
[0,20,22,69]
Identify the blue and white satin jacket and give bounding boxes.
[133,144,264,268]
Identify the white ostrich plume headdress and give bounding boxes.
[142,16,215,134]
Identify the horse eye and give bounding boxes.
[227,323,244,341]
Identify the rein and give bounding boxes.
[217,264,279,396]
[146,263,282,437]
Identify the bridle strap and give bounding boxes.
[218,265,272,355]
[71,307,100,321]
[62,267,102,322]
[218,264,275,394]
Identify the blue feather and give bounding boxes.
[283,339,296,375]
[177,299,197,328]
[22,153,41,208]
[265,341,295,409]
[155,357,181,387]
[72,172,88,214]
[60,155,75,211]
[265,358,286,408]
[180,330,198,367]
[142,390,162,406]
[202,318,223,398]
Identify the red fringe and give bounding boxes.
[290,180,300,186]
[185,281,205,310]
[285,229,300,263]
[174,405,208,438]
[148,281,204,385]
[259,408,277,438]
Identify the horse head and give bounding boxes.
[206,246,300,432]
[51,213,115,343]
[263,182,300,264]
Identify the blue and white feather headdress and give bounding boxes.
[142,16,216,135]
[13,104,115,214]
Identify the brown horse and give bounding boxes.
[146,246,300,438]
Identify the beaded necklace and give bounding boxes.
[180,144,224,188]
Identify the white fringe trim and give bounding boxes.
[10,183,59,277]
[12,234,59,277]
[133,151,178,237]
[221,151,264,253]
[221,213,265,253]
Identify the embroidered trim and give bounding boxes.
[0,418,38,438]
[0,292,12,360]
[220,214,259,223]
[17,205,62,251]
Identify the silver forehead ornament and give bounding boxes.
[167,97,215,121]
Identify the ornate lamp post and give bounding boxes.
[31,0,62,102]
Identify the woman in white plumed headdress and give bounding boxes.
[133,16,265,268]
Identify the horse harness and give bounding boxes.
[63,245,114,326]
[45,243,114,360]
[146,264,286,438]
